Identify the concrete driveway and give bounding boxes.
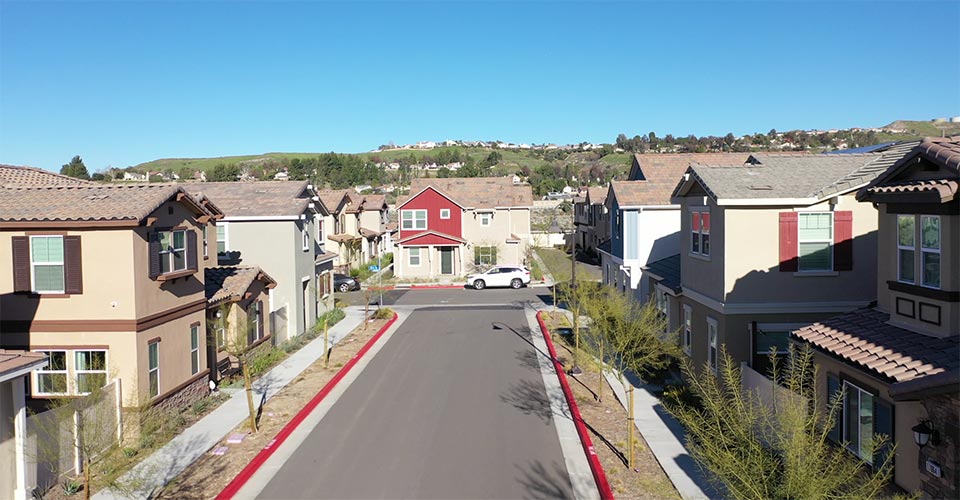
[250,303,577,499]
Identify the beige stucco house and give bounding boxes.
[394,178,533,279]
[573,186,609,256]
[0,183,222,409]
[792,137,959,497]
[205,266,276,382]
[667,145,917,376]
[316,190,390,273]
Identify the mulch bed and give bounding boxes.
[542,311,680,499]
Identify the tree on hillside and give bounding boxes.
[209,163,241,182]
[665,345,899,500]
[60,155,91,180]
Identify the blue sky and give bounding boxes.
[1,1,958,171]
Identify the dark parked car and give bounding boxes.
[334,274,361,292]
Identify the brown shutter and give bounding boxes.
[64,235,83,294]
[834,211,853,271]
[778,212,798,272]
[186,230,198,271]
[149,232,161,279]
[12,236,31,292]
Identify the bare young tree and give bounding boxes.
[209,303,258,434]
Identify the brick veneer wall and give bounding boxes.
[920,394,959,499]
[154,375,210,414]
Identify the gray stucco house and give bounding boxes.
[190,181,335,343]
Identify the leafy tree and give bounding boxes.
[60,155,91,180]
[665,345,900,500]
[436,166,453,178]
[482,150,502,167]
[209,163,241,182]
[178,166,194,181]
[91,172,105,182]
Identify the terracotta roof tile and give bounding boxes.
[792,308,960,383]
[0,164,94,187]
[0,184,196,225]
[316,189,351,213]
[402,177,533,209]
[188,181,312,217]
[205,266,276,305]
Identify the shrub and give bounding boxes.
[373,307,394,319]
[248,348,286,377]
[62,479,82,496]
[318,308,346,328]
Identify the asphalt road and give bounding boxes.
[256,305,574,499]
[338,287,554,308]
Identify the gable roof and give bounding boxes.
[858,136,960,203]
[792,308,960,385]
[616,153,755,207]
[397,229,466,245]
[401,177,533,209]
[0,164,94,188]
[205,266,277,305]
[672,143,919,205]
[315,189,352,214]
[587,186,607,205]
[360,194,388,210]
[0,184,210,228]
[189,181,313,218]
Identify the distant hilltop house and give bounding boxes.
[122,171,147,181]
[274,170,289,181]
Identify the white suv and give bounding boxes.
[466,266,531,290]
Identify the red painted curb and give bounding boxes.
[537,311,615,500]
[409,284,464,289]
[216,313,399,500]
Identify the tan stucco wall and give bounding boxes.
[395,245,465,279]
[722,194,878,304]
[876,205,959,337]
[461,208,530,271]
[134,310,206,407]
[0,230,139,321]
[810,352,926,494]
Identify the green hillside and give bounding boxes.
[883,120,960,137]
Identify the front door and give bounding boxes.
[440,247,454,275]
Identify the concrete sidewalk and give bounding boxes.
[93,307,367,500]
[603,371,721,500]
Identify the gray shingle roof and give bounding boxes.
[642,254,681,293]
[683,143,919,203]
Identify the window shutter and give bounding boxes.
[148,232,161,279]
[12,236,31,292]
[873,398,894,470]
[826,373,841,443]
[186,230,198,271]
[834,211,853,271]
[64,235,83,294]
[257,301,265,339]
[779,212,799,272]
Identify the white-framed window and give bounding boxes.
[148,342,160,398]
[897,215,915,283]
[479,212,492,226]
[843,381,874,463]
[158,230,187,274]
[682,305,692,355]
[409,247,421,266]
[35,350,68,395]
[75,350,107,395]
[316,218,325,242]
[202,226,209,258]
[30,235,65,293]
[440,208,451,219]
[921,215,940,289]
[248,301,263,343]
[798,212,833,271]
[216,224,227,254]
[690,210,710,257]
[302,223,310,251]
[401,210,427,230]
[707,318,718,373]
[474,246,497,266]
[654,288,669,334]
[190,324,200,375]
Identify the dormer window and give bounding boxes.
[691,210,710,257]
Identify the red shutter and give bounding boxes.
[779,212,798,272]
[64,236,83,294]
[692,212,701,231]
[12,236,31,292]
[186,230,198,271]
[834,211,853,271]
[149,232,161,279]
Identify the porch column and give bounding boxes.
[13,376,29,500]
